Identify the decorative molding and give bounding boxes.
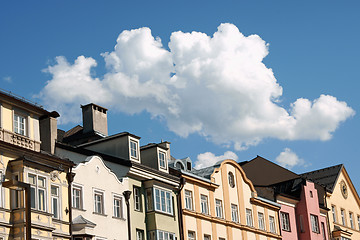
[0,128,40,151]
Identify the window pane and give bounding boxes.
[39,189,45,211]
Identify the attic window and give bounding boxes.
[176,162,184,170]
[187,162,192,171]
[228,172,235,188]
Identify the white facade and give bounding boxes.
[72,155,129,240]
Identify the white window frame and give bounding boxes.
[28,173,47,212]
[188,231,196,240]
[154,187,173,215]
[246,209,253,227]
[130,139,139,160]
[51,185,60,219]
[269,216,276,233]
[158,150,167,170]
[215,199,223,218]
[200,195,209,215]
[149,230,175,240]
[136,229,144,240]
[231,204,238,223]
[185,190,193,210]
[341,209,346,226]
[310,214,320,233]
[357,215,360,231]
[280,212,291,231]
[72,184,83,209]
[332,205,337,223]
[134,187,142,211]
[258,212,265,230]
[113,194,123,218]
[93,189,105,215]
[13,112,27,136]
[349,212,354,229]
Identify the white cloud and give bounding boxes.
[38,23,355,148]
[3,76,12,83]
[275,148,306,169]
[195,151,238,169]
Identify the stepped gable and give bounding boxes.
[241,155,300,186]
[300,164,343,193]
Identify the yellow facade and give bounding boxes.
[0,92,73,240]
[181,160,282,240]
[327,168,360,240]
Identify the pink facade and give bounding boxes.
[296,181,328,240]
[279,204,298,240]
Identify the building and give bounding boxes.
[302,164,360,240]
[56,103,181,240]
[170,158,282,240]
[241,156,329,240]
[0,89,74,240]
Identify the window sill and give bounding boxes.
[147,210,174,217]
[112,216,126,221]
[92,212,107,217]
[73,208,86,212]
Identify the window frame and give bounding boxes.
[0,170,4,208]
[134,186,142,212]
[13,112,27,136]
[231,204,238,223]
[154,187,173,215]
[200,194,209,215]
[280,212,291,232]
[331,205,337,223]
[310,214,320,233]
[246,208,253,227]
[130,139,139,160]
[185,190,193,211]
[349,212,354,229]
[28,173,48,212]
[269,216,276,233]
[258,212,265,230]
[188,231,196,240]
[72,184,83,210]
[341,209,346,226]
[93,189,105,215]
[113,195,124,219]
[215,199,223,218]
[158,150,167,170]
[51,185,60,219]
[228,172,235,188]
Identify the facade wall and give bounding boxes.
[327,170,360,240]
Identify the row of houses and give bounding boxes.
[0,89,359,240]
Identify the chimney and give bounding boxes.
[81,103,108,136]
[40,111,60,154]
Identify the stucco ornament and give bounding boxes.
[50,171,60,182]
[340,180,348,199]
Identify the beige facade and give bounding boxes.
[0,90,74,240]
[326,168,360,240]
[178,159,282,240]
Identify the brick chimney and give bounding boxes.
[81,103,108,136]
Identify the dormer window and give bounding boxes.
[159,151,166,169]
[130,140,138,159]
[14,113,26,136]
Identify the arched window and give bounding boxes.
[228,172,235,188]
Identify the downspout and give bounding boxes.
[66,170,75,239]
[123,190,132,240]
[177,177,186,240]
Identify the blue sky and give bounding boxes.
[1,1,360,189]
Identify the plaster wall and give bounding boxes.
[279,202,298,240]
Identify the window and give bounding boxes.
[246,209,253,227]
[159,151,166,169]
[157,230,175,240]
[14,113,26,136]
[29,174,46,211]
[51,186,60,219]
[146,188,153,211]
[228,172,235,188]
[188,231,196,240]
[280,212,290,231]
[94,191,104,214]
[332,205,337,223]
[136,229,144,240]
[349,212,354,228]
[341,237,351,240]
[204,235,211,240]
[134,187,142,211]
[321,222,327,240]
[258,212,265,230]
[358,215,360,230]
[216,199,223,218]
[130,140,138,159]
[231,204,238,223]
[341,209,346,226]
[185,190,193,210]
[269,216,276,233]
[154,188,173,214]
[72,185,83,209]
[310,191,313,198]
[113,196,123,218]
[310,214,319,233]
[200,195,209,214]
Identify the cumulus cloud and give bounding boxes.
[38,23,355,149]
[195,151,238,169]
[276,148,306,169]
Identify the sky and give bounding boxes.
[1,1,360,189]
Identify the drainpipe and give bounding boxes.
[66,170,75,239]
[123,190,132,240]
[177,177,186,240]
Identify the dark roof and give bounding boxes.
[140,143,168,151]
[241,156,300,186]
[77,131,141,147]
[300,164,343,193]
[72,215,96,226]
[56,142,132,167]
